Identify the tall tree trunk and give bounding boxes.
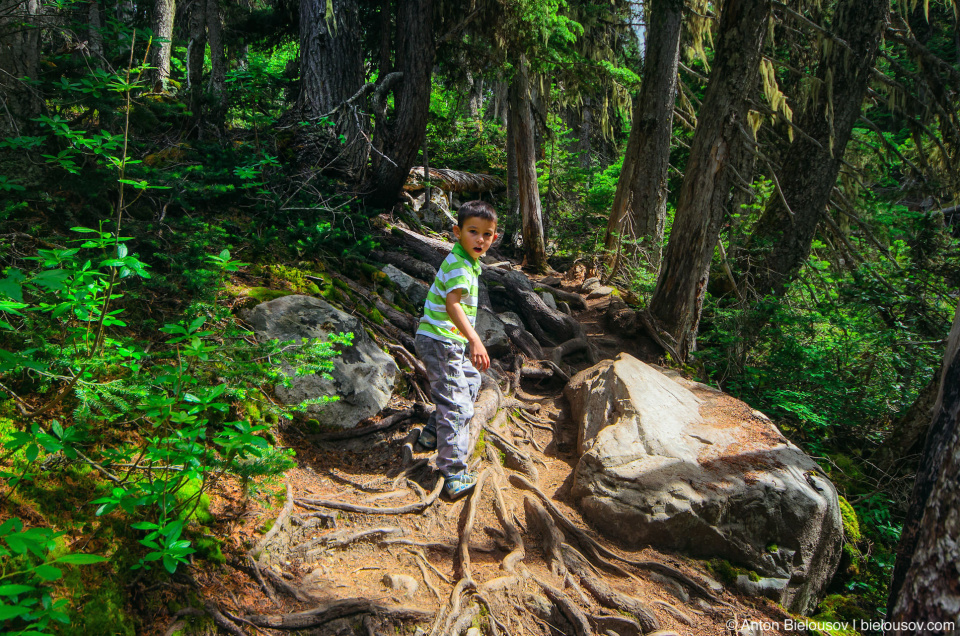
[206,0,226,128]
[887,304,960,627]
[578,97,592,169]
[377,0,392,77]
[603,0,682,273]
[506,102,519,240]
[509,55,547,272]
[298,0,368,176]
[186,0,206,125]
[873,373,940,472]
[647,0,771,359]
[87,0,103,62]
[0,0,42,137]
[151,0,175,90]
[365,0,435,208]
[741,0,889,301]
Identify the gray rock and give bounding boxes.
[541,291,557,310]
[381,264,429,309]
[586,286,614,299]
[497,311,523,329]
[581,277,601,293]
[566,353,843,615]
[503,269,534,291]
[736,574,790,601]
[466,629,482,636]
[540,276,562,286]
[244,295,398,429]
[420,200,457,232]
[475,308,511,358]
[382,573,418,598]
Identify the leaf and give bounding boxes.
[0,603,30,620]
[33,564,63,581]
[53,554,107,565]
[0,584,35,596]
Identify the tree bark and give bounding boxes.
[578,97,592,169]
[206,0,226,128]
[873,373,940,472]
[741,0,889,301]
[0,0,42,137]
[647,0,771,359]
[87,0,103,61]
[186,0,206,123]
[151,0,175,90]
[365,0,435,208]
[298,0,368,176]
[603,0,682,273]
[507,101,519,216]
[509,55,548,272]
[887,304,960,629]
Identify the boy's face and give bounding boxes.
[453,216,498,261]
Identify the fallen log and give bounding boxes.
[406,167,506,193]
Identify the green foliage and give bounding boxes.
[0,518,107,635]
[838,496,861,544]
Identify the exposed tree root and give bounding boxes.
[400,426,422,467]
[485,427,539,482]
[509,474,722,604]
[307,407,416,442]
[249,481,293,561]
[241,599,432,630]
[561,543,660,633]
[456,467,490,579]
[491,473,525,573]
[406,546,453,584]
[537,579,594,636]
[520,365,553,379]
[524,495,566,577]
[296,475,443,515]
[297,526,404,556]
[551,337,597,367]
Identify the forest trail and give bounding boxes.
[177,230,805,636]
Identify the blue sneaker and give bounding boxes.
[418,427,437,450]
[444,471,477,499]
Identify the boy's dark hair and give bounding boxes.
[457,200,498,227]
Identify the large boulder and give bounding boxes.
[566,353,843,614]
[243,295,398,429]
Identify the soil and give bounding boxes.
[169,259,814,636]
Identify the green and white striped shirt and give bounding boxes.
[416,243,481,344]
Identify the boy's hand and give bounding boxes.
[469,337,490,372]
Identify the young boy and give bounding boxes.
[415,200,498,499]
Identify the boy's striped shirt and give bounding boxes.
[416,243,481,344]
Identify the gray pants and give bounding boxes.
[415,334,482,476]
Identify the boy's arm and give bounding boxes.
[445,289,490,371]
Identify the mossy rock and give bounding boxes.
[246,287,293,304]
[838,496,861,543]
[175,478,215,525]
[194,534,226,564]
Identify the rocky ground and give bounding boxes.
[160,224,819,636]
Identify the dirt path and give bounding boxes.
[175,263,807,636]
